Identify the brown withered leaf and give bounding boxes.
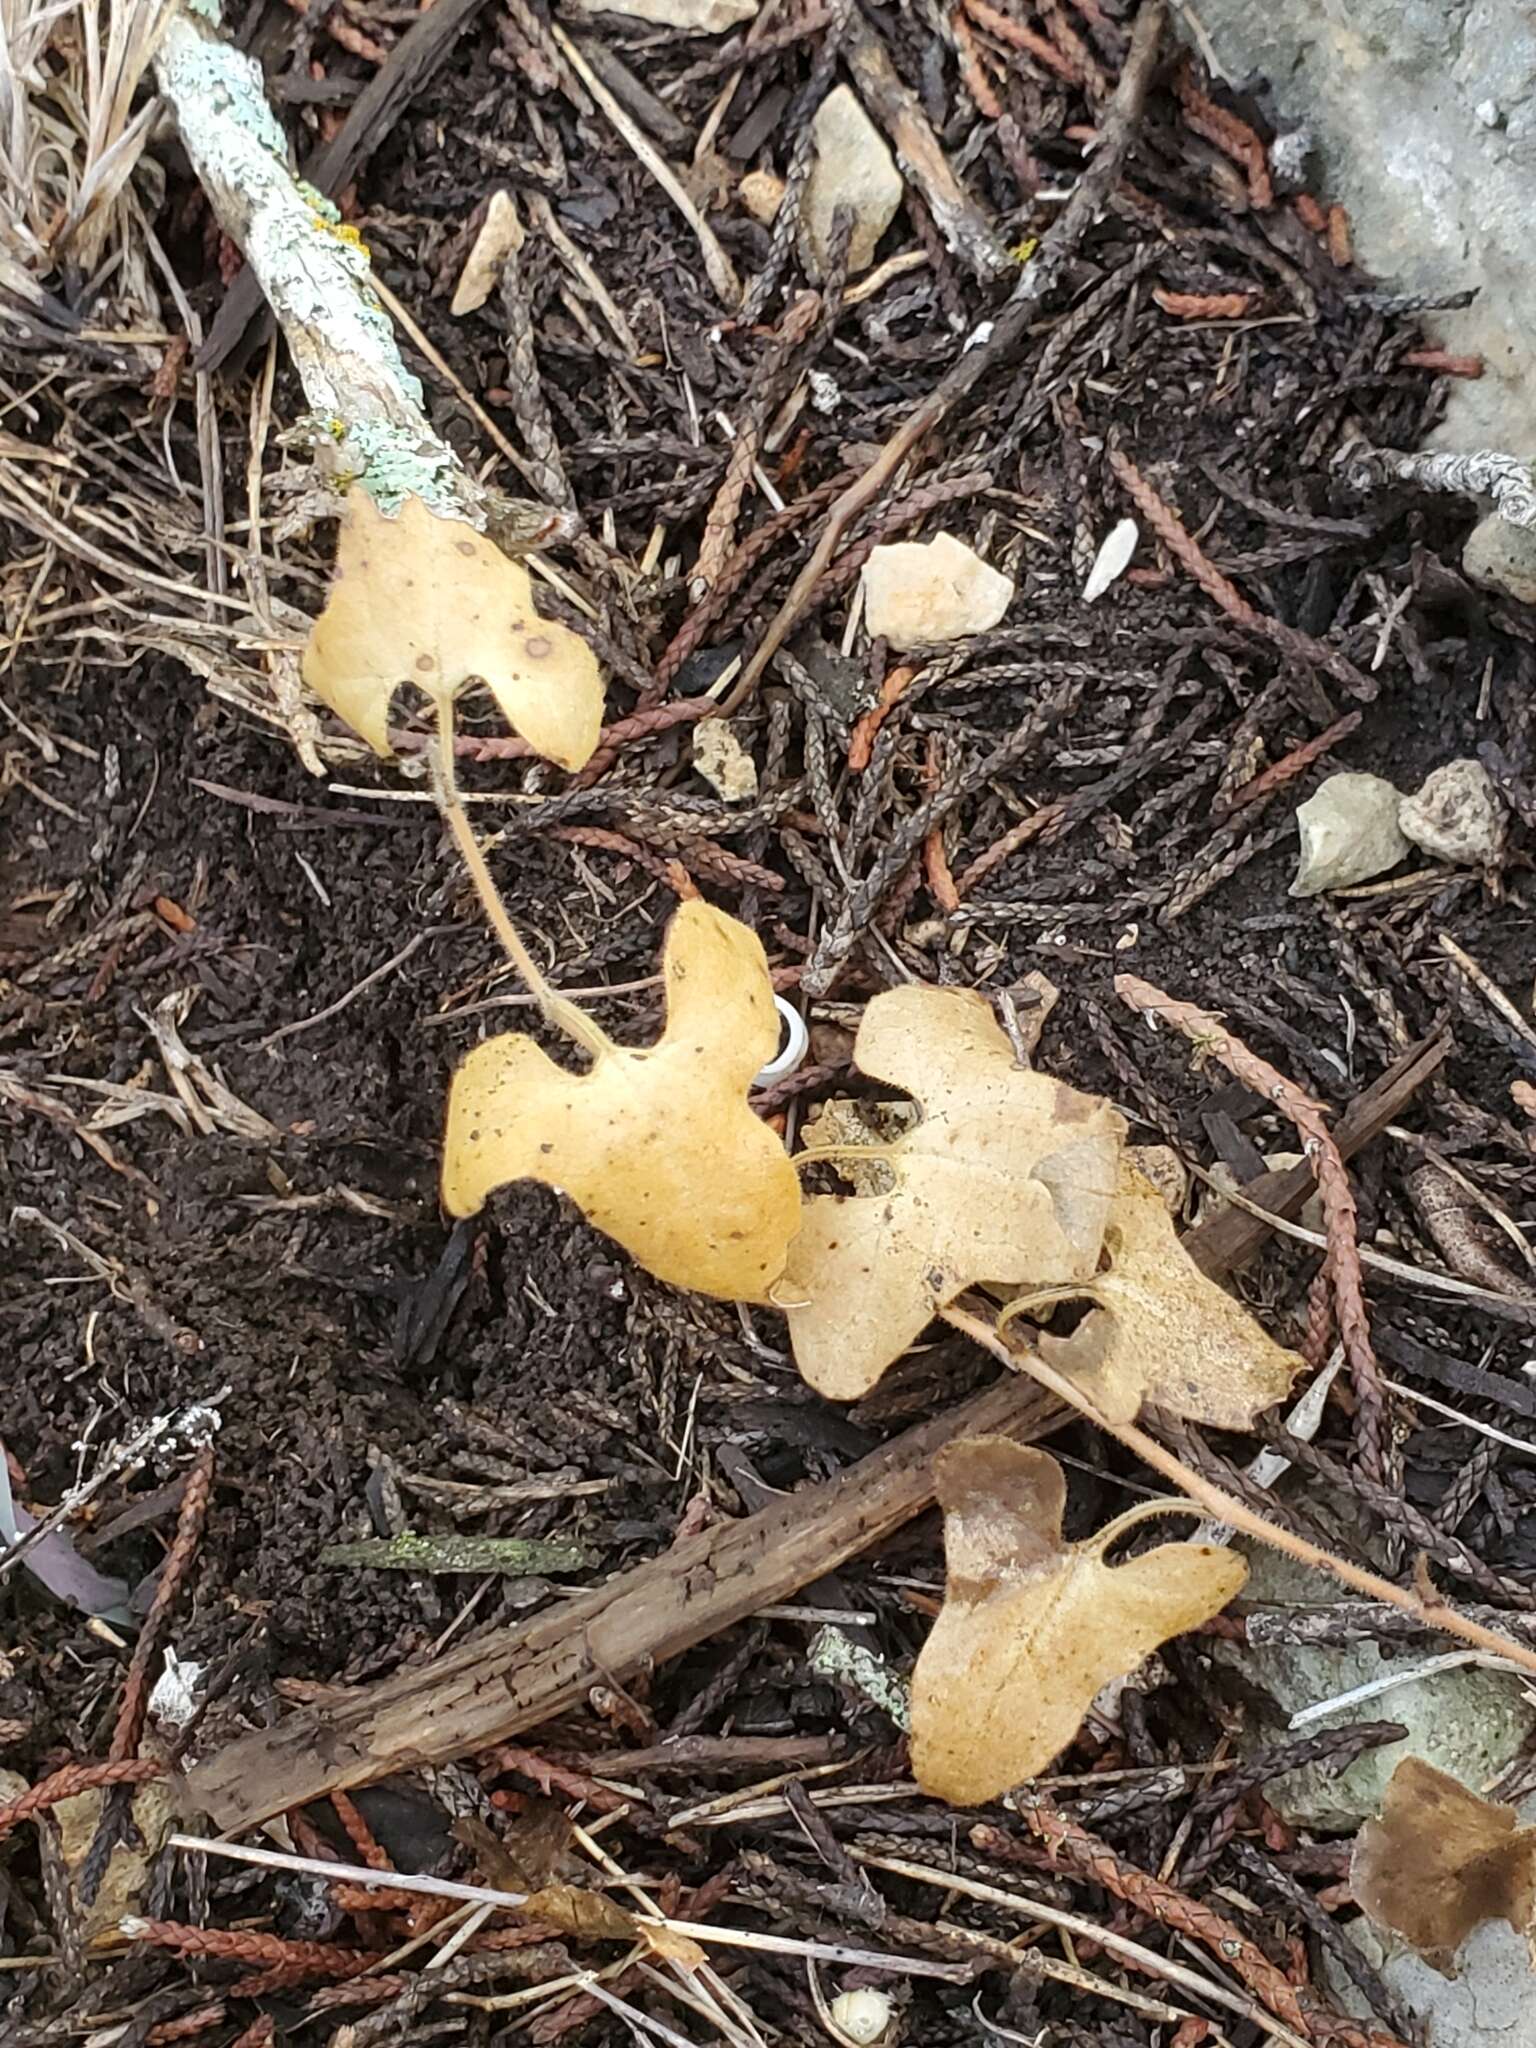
[454,1817,704,1966]
[911,1438,1246,1806]
[1352,1757,1536,1972]
[1036,1158,1301,1428]
[782,986,1124,1400]
[303,489,603,770]
[442,901,801,1302]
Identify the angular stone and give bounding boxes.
[1291,772,1409,897]
[451,191,522,317]
[1400,757,1506,865]
[804,84,903,277]
[860,530,1014,650]
[1464,510,1536,605]
[692,719,758,802]
[1216,1511,1536,1831]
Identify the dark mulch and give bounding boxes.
[4,0,1536,2042]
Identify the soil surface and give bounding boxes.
[5,3,1536,2044]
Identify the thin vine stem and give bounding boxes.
[430,693,607,1061]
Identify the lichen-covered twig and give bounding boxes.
[152,1,562,542]
[1348,446,1536,531]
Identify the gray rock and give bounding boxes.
[1178,2,1536,457]
[1400,758,1506,864]
[1216,1531,1535,1829]
[1334,1895,1536,2045]
[1291,773,1409,897]
[804,85,903,277]
[1464,510,1536,603]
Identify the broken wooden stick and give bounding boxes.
[182,1028,1444,1832]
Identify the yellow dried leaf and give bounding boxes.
[302,489,603,770]
[1036,1158,1301,1428]
[442,901,800,1301]
[782,986,1124,1399]
[1352,1757,1536,1972]
[911,1438,1247,1806]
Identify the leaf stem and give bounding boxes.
[429,694,607,1061]
[941,1302,1536,1682]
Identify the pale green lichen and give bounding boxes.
[809,1624,912,1731]
[156,3,477,527]
[340,419,461,517]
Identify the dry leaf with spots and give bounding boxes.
[442,901,800,1302]
[782,986,1124,1399]
[911,1437,1246,1805]
[1352,1757,1536,1972]
[303,489,603,770]
[1033,1158,1301,1429]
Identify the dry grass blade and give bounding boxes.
[1,0,169,279]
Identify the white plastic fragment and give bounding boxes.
[804,84,903,277]
[1290,772,1409,896]
[1399,758,1505,866]
[860,531,1015,650]
[149,1648,206,1732]
[830,1988,896,2045]
[754,998,809,1087]
[1081,517,1139,602]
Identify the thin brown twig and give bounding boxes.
[1215,711,1363,820]
[1113,972,1392,1491]
[0,1758,164,1842]
[1172,62,1273,207]
[122,1916,380,1976]
[941,1301,1536,1678]
[111,1443,214,1763]
[987,1803,1314,2038]
[1106,449,1375,698]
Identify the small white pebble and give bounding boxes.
[830,1988,894,2045]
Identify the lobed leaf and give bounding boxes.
[911,1438,1246,1805]
[782,986,1124,1399]
[1037,1158,1302,1428]
[442,901,800,1302]
[1352,1757,1536,1973]
[303,489,603,770]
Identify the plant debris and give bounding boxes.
[783,985,1123,1397]
[911,1438,1246,1804]
[303,489,604,768]
[443,901,800,1300]
[1033,1157,1303,1428]
[1353,1756,1536,1971]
